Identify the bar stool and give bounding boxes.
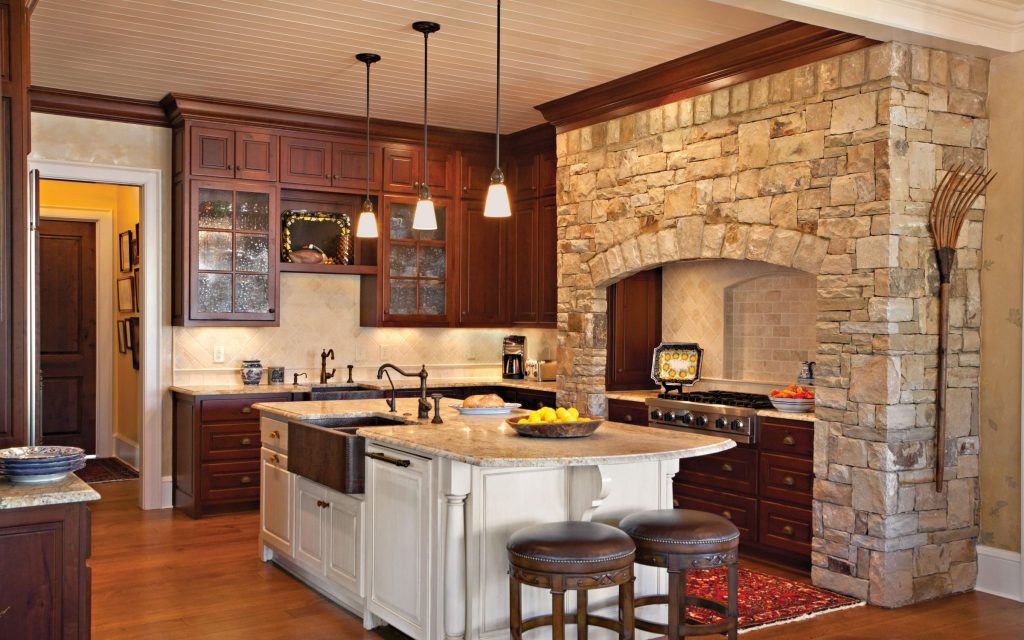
[618,509,740,640]
[507,521,636,640]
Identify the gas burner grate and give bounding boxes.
[657,390,774,410]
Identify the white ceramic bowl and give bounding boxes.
[769,397,815,413]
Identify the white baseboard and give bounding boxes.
[977,545,1023,602]
[113,434,139,469]
[161,475,173,509]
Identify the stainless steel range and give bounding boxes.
[645,390,774,444]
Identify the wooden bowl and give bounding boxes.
[506,417,604,438]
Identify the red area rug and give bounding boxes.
[684,567,863,633]
[76,457,139,484]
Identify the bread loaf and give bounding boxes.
[463,393,505,408]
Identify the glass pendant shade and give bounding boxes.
[483,174,512,218]
[355,199,378,238]
[413,188,437,231]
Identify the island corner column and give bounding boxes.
[443,460,471,640]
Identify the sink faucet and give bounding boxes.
[376,363,430,420]
[320,349,336,384]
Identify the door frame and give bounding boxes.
[29,159,166,510]
[38,209,111,458]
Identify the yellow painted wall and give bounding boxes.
[980,52,1024,552]
[39,179,142,448]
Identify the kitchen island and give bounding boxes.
[254,397,733,640]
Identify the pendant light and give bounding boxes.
[412,21,441,231]
[483,0,512,218]
[355,52,381,238]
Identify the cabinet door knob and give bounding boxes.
[270,430,280,439]
[271,454,280,464]
[241,406,252,414]
[783,475,795,486]
[782,435,796,446]
[623,414,633,423]
[782,525,794,536]
[235,164,241,171]
[325,174,330,179]
[333,175,339,179]
[268,308,275,313]
[463,185,468,191]
[240,475,252,484]
[241,437,252,446]
[721,463,733,473]
[721,510,732,520]
[316,500,330,509]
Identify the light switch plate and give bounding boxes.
[213,345,225,364]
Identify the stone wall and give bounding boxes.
[553,42,988,606]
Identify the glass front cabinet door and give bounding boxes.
[189,180,279,324]
[381,195,453,324]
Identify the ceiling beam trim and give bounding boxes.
[29,86,169,126]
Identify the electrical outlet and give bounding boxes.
[379,345,390,361]
[213,345,225,364]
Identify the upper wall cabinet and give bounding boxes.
[191,125,278,182]
[280,135,382,191]
[512,150,556,200]
[382,144,454,197]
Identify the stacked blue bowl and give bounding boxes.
[0,446,86,484]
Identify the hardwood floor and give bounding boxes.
[89,481,1024,639]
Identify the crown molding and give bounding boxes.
[535,21,876,132]
[29,86,168,126]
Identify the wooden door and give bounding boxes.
[538,151,557,196]
[234,130,278,182]
[459,199,507,325]
[39,220,97,452]
[190,125,235,178]
[508,199,538,324]
[382,144,420,194]
[260,449,293,556]
[537,196,558,325]
[380,195,454,325]
[606,268,662,390]
[332,141,381,191]
[460,152,492,201]
[280,136,331,187]
[425,150,454,197]
[293,476,328,574]
[326,489,363,597]
[513,153,538,199]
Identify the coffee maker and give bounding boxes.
[502,335,526,379]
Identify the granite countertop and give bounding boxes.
[171,378,558,397]
[254,396,735,468]
[757,408,816,422]
[605,389,660,402]
[0,474,101,509]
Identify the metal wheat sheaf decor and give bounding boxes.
[281,210,352,265]
[928,163,995,490]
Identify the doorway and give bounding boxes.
[38,219,97,451]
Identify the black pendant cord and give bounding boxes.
[494,0,501,171]
[365,58,371,203]
[422,28,429,192]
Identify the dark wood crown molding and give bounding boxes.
[535,21,878,132]
[29,86,168,126]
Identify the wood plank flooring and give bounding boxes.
[89,481,1024,639]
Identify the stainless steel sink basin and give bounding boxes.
[299,415,410,429]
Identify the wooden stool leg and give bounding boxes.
[552,590,566,640]
[667,569,681,640]
[679,567,688,635]
[509,574,523,640]
[727,562,739,640]
[576,590,589,640]
[620,578,635,640]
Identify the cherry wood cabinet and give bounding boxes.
[191,125,278,182]
[383,144,455,197]
[607,269,662,390]
[460,152,493,201]
[280,135,332,187]
[281,135,381,191]
[0,501,93,639]
[508,196,557,327]
[332,141,381,192]
[459,199,508,325]
[607,398,646,425]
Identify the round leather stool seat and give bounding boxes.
[507,521,636,574]
[619,509,739,555]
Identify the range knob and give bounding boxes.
[664,411,677,422]
[694,415,708,426]
[650,409,663,420]
[714,417,727,429]
[730,419,745,431]
[680,413,693,425]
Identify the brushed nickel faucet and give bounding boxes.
[376,363,430,420]
[320,349,336,384]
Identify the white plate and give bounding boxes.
[450,403,522,415]
[5,471,72,484]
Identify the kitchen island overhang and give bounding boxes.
[254,397,734,640]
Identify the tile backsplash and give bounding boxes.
[661,259,815,385]
[172,273,557,385]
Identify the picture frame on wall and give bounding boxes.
[132,222,140,267]
[117,275,136,313]
[127,317,140,370]
[119,229,134,273]
[116,320,127,354]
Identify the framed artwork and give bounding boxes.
[132,222,140,266]
[116,320,127,354]
[119,230,134,273]
[127,317,140,370]
[117,275,136,313]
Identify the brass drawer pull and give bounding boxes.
[240,475,252,485]
[270,430,280,439]
[721,510,732,520]
[721,463,733,473]
[316,499,330,509]
[623,414,633,422]
[782,525,794,536]
[241,406,253,414]
[782,435,796,446]
[241,437,252,446]
[783,476,795,486]
[270,454,280,464]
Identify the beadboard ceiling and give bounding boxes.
[31,0,780,132]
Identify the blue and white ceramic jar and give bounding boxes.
[241,360,263,385]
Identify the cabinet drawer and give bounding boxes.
[760,420,814,456]
[261,417,289,453]
[200,461,260,502]
[201,423,261,462]
[759,453,813,507]
[607,399,645,425]
[201,395,288,423]
[674,484,757,543]
[677,446,758,495]
[759,500,812,556]
[516,390,556,411]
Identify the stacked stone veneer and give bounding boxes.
[554,42,987,606]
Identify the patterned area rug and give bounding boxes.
[76,457,139,484]
[685,567,863,633]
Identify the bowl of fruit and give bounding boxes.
[769,384,815,413]
[507,406,603,438]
